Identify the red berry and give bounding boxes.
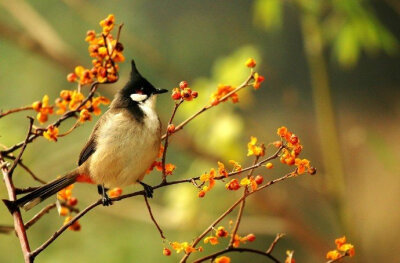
[167,124,175,133]
[290,134,299,144]
[171,91,181,100]
[67,73,77,82]
[198,190,206,198]
[192,91,198,98]
[246,234,256,242]
[67,197,78,206]
[179,81,188,89]
[254,175,263,185]
[163,248,171,256]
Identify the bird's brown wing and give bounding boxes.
[78,136,96,166]
[78,113,106,166]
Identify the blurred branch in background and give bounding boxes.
[0,0,80,70]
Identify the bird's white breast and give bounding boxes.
[89,98,161,188]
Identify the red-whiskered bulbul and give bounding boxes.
[3,60,168,212]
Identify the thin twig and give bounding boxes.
[143,195,166,239]
[0,225,14,234]
[161,99,183,183]
[4,155,47,184]
[0,106,33,119]
[8,117,34,177]
[228,156,259,248]
[24,203,56,230]
[58,120,80,137]
[266,233,285,254]
[193,247,281,263]
[326,252,349,263]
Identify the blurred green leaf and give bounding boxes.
[253,0,283,30]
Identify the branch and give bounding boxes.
[193,247,281,263]
[161,72,254,140]
[144,195,165,239]
[0,225,14,234]
[1,82,100,155]
[29,164,292,261]
[0,155,31,263]
[228,156,259,248]
[0,106,33,119]
[24,203,56,230]
[326,252,349,263]
[266,233,285,254]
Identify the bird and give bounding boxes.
[3,59,168,212]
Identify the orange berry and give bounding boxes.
[198,190,206,198]
[171,88,182,100]
[285,157,295,166]
[181,88,192,99]
[211,98,219,106]
[254,175,263,185]
[37,112,48,123]
[98,46,108,57]
[163,248,171,256]
[246,233,256,242]
[167,124,175,133]
[216,227,228,238]
[272,141,282,148]
[192,91,198,98]
[32,101,42,112]
[67,73,77,82]
[225,179,240,191]
[308,167,317,175]
[59,206,69,216]
[245,58,256,68]
[67,197,78,206]
[69,221,81,231]
[108,187,123,198]
[179,81,188,89]
[265,163,273,169]
[289,134,299,144]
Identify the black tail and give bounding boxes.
[2,170,79,213]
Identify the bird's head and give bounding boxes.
[120,59,168,103]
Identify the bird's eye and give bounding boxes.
[136,87,144,94]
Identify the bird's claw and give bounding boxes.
[139,181,153,198]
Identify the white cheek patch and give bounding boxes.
[130,93,148,102]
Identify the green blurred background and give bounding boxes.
[0,0,399,262]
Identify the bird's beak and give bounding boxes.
[153,88,168,94]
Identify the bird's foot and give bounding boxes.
[101,194,113,206]
[98,185,113,206]
[139,181,153,198]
